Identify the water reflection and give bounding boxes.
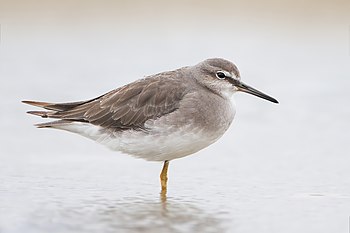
[28,194,228,233]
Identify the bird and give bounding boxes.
[23,58,278,193]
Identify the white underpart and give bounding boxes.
[56,120,228,161]
[55,98,236,161]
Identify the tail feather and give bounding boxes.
[22,98,98,127]
[22,100,88,111]
[35,120,73,128]
[26,110,53,118]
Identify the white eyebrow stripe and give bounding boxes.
[217,70,232,78]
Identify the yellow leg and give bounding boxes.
[160,160,169,192]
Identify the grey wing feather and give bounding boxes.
[32,71,190,131]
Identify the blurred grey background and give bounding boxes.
[0,1,349,233]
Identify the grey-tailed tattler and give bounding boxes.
[23,58,278,193]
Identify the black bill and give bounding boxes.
[236,81,279,104]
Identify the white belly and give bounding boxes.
[104,123,223,161]
[55,97,236,161]
[59,121,227,161]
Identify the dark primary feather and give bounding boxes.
[24,69,191,131]
[22,100,96,111]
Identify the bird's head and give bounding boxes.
[193,58,278,103]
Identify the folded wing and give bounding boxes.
[23,71,189,131]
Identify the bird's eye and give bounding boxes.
[216,71,226,79]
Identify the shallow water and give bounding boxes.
[2,104,350,233]
[1,149,350,233]
[1,1,350,232]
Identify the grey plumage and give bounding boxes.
[23,58,277,161]
[23,58,278,191]
[24,68,193,130]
